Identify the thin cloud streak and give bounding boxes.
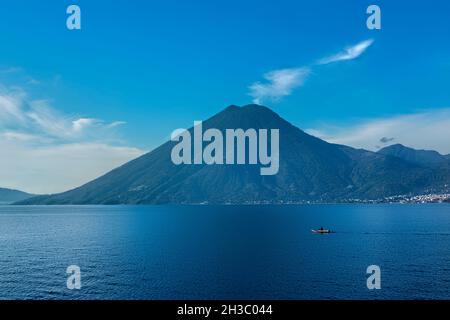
[318,39,374,65]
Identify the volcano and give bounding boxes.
[19,104,448,204]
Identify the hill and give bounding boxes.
[0,188,36,204]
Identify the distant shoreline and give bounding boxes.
[5,200,450,206]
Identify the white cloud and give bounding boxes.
[0,131,45,142]
[248,67,310,104]
[107,121,127,128]
[318,39,374,65]
[248,39,374,104]
[306,108,450,155]
[72,118,99,132]
[0,92,27,124]
[0,86,144,194]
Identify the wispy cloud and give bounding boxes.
[0,85,143,194]
[0,140,143,194]
[306,108,450,155]
[0,66,24,74]
[0,90,126,143]
[248,39,374,104]
[318,39,374,65]
[249,67,310,104]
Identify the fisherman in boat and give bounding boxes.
[312,227,331,234]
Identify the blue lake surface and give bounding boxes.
[0,204,450,300]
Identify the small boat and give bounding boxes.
[311,228,332,234]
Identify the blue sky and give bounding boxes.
[1,0,450,193]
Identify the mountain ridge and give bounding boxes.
[378,143,449,167]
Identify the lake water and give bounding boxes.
[0,204,449,300]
